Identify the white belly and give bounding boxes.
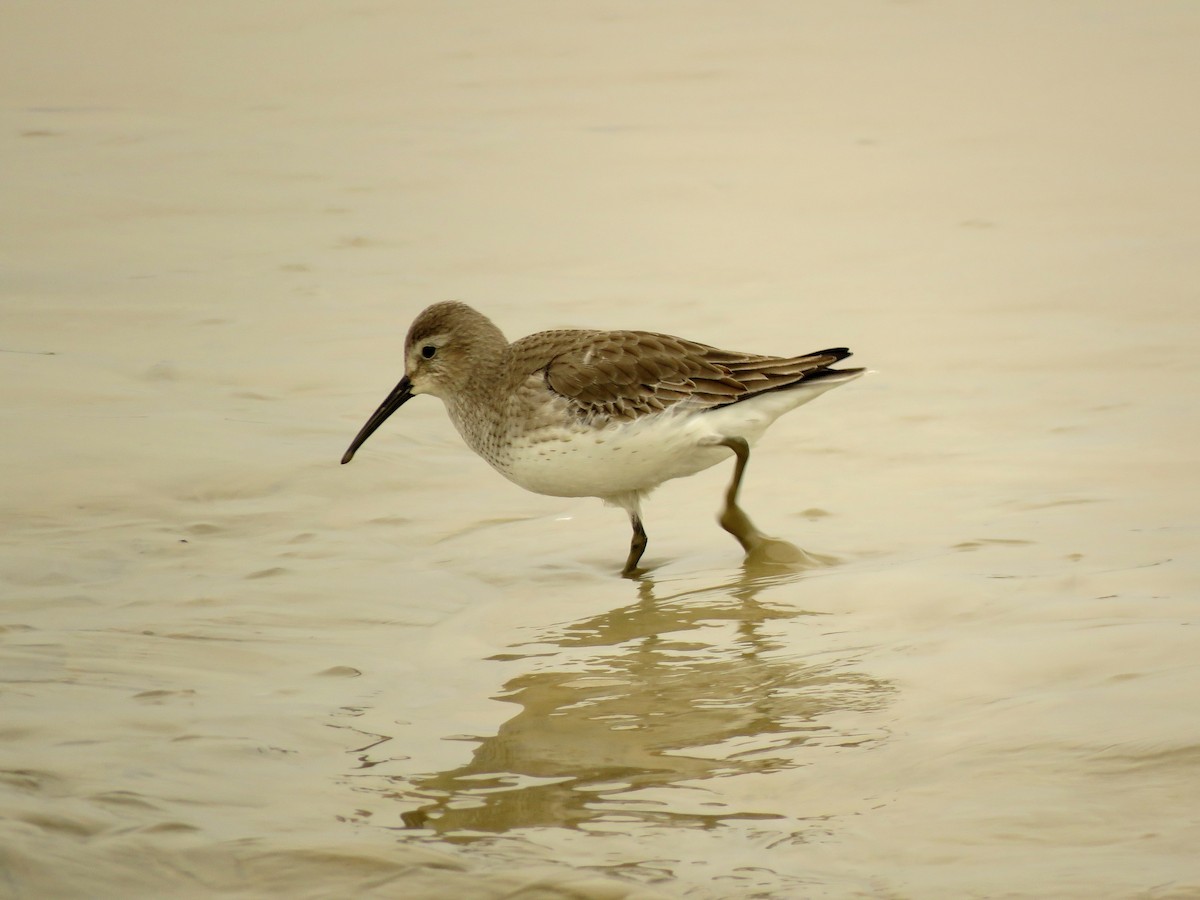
[499,412,733,499]
[492,378,851,500]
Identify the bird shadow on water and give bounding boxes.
[340,551,890,841]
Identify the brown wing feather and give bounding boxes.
[515,329,854,423]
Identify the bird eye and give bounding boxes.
[421,345,437,359]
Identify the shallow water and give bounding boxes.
[3,2,1199,898]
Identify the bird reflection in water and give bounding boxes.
[354,558,889,837]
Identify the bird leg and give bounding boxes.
[623,512,648,576]
[716,436,770,553]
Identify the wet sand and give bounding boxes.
[2,2,1198,897]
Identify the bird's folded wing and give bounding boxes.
[525,329,851,422]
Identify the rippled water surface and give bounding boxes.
[3,3,1198,898]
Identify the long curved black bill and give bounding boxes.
[341,375,414,464]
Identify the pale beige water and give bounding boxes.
[2,3,1198,898]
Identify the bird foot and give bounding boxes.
[718,501,771,554]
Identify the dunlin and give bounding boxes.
[342,302,863,575]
